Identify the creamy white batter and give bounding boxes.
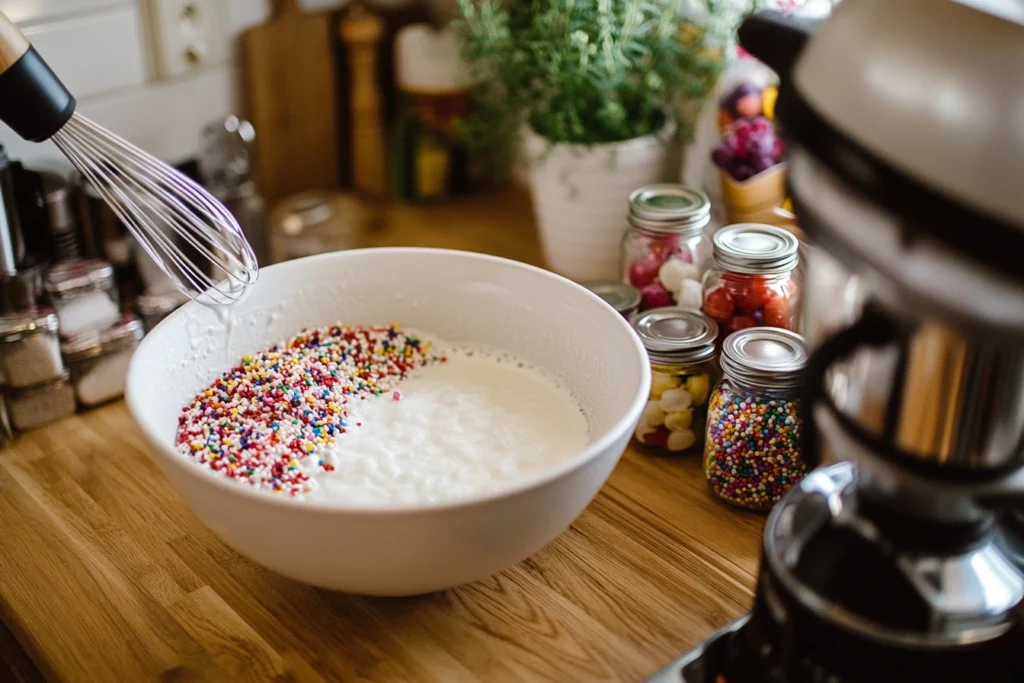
[303,346,589,504]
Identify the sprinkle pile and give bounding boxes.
[175,324,439,496]
[702,383,805,510]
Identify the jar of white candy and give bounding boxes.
[631,308,719,454]
[61,315,143,408]
[621,184,712,313]
[4,371,75,431]
[0,308,64,389]
[44,259,120,338]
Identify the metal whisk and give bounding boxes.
[0,11,256,306]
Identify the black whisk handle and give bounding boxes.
[0,12,75,142]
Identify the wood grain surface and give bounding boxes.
[243,0,341,204]
[0,189,764,682]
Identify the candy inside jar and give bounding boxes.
[630,308,719,454]
[622,184,712,311]
[703,327,808,511]
[703,223,801,336]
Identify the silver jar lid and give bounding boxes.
[61,315,144,361]
[0,307,58,343]
[44,259,115,298]
[584,281,641,316]
[628,184,711,234]
[631,307,718,364]
[712,224,800,275]
[721,327,807,389]
[7,370,72,399]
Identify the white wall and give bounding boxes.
[0,0,351,171]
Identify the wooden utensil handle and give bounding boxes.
[0,11,30,74]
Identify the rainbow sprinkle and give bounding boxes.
[702,382,806,511]
[175,324,439,496]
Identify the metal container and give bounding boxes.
[4,371,75,431]
[0,308,63,389]
[582,281,640,318]
[135,290,188,332]
[631,308,719,454]
[705,327,808,510]
[41,171,81,261]
[621,184,712,312]
[61,315,143,407]
[44,259,120,338]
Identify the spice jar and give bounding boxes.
[4,371,75,431]
[631,308,719,454]
[702,224,801,337]
[622,184,712,313]
[135,290,188,332]
[44,259,120,338]
[583,281,641,318]
[704,327,808,511]
[0,308,64,389]
[61,315,143,408]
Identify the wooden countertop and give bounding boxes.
[0,189,763,683]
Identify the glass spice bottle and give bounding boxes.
[704,327,808,511]
[621,184,712,312]
[0,308,64,389]
[631,308,719,454]
[702,223,801,338]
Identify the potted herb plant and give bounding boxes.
[456,0,748,281]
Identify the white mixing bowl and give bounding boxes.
[126,248,649,596]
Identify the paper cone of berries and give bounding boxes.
[719,163,788,224]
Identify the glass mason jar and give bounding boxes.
[631,308,720,454]
[704,327,808,511]
[702,224,801,337]
[622,184,713,313]
[43,259,121,338]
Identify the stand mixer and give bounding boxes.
[650,1,1024,680]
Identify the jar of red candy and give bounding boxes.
[622,184,712,312]
[702,224,800,337]
[704,327,808,511]
[631,308,719,454]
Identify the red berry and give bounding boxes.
[703,287,735,323]
[732,315,757,330]
[628,258,662,288]
[643,426,670,448]
[736,281,772,313]
[764,298,792,328]
[640,282,673,310]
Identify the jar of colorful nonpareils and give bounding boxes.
[622,184,712,312]
[631,308,719,454]
[703,224,800,337]
[704,327,808,511]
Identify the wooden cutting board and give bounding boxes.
[243,0,341,204]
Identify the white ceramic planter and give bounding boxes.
[525,126,675,282]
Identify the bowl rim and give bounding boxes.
[126,247,651,515]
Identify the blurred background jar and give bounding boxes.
[61,315,143,408]
[704,327,808,511]
[632,308,719,455]
[621,184,712,313]
[702,223,800,338]
[582,281,641,319]
[269,191,370,264]
[44,259,120,338]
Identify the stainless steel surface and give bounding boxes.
[0,307,57,341]
[0,146,19,274]
[51,113,257,306]
[720,327,807,389]
[583,281,640,317]
[628,184,711,233]
[765,463,1024,648]
[712,223,800,275]
[645,617,749,683]
[630,307,718,364]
